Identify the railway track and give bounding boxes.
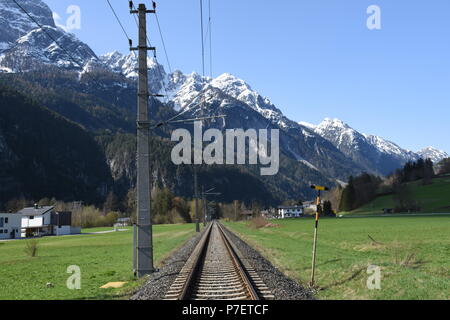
[164,221,274,300]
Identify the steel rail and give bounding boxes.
[165,221,267,300]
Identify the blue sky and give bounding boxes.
[45,0,450,153]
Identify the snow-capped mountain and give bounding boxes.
[0,0,96,73]
[99,51,167,94]
[417,147,448,163]
[97,50,298,129]
[1,0,445,186]
[307,118,420,175]
[98,51,296,129]
[0,0,55,49]
[0,26,97,73]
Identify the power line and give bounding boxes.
[106,0,170,105]
[208,0,212,78]
[106,0,132,42]
[11,0,87,72]
[154,12,172,74]
[11,0,108,91]
[164,0,213,125]
[200,0,206,80]
[130,1,170,104]
[200,1,212,78]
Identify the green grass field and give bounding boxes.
[224,216,450,300]
[348,176,450,216]
[0,224,197,300]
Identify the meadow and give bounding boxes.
[0,224,197,300]
[1,216,448,300]
[224,216,450,300]
[348,176,450,215]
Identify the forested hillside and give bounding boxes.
[0,85,112,207]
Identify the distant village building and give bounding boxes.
[260,209,276,219]
[115,217,131,227]
[19,204,79,238]
[240,210,254,221]
[277,206,304,219]
[0,213,22,240]
[302,201,318,214]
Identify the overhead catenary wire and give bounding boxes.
[105,0,140,66]
[154,12,172,75]
[106,0,132,42]
[15,0,217,130]
[208,0,212,78]
[200,0,206,82]
[131,0,219,127]
[11,0,83,70]
[199,0,208,119]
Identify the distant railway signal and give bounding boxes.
[310,184,329,287]
[311,185,329,191]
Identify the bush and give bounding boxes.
[71,205,120,228]
[247,216,269,229]
[24,239,39,257]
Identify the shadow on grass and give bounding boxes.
[319,267,366,291]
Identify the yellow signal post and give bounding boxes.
[310,185,329,287]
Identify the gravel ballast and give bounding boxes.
[221,224,315,300]
[131,223,315,300]
[131,231,204,300]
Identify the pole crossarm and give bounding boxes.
[130,46,156,51]
[153,115,226,129]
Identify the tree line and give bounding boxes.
[330,158,439,214]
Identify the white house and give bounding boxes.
[277,206,303,219]
[19,205,76,237]
[303,201,318,213]
[0,213,22,240]
[115,217,131,227]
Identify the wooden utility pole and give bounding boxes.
[130,3,156,278]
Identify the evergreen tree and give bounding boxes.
[322,200,334,216]
[438,158,450,175]
[339,176,356,212]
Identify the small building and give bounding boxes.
[277,206,304,219]
[302,201,318,214]
[0,213,22,240]
[115,217,131,227]
[240,210,254,221]
[19,204,75,237]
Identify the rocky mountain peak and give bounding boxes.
[417,146,448,163]
[0,25,97,72]
[0,0,55,48]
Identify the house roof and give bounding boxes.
[18,206,54,216]
[278,206,303,209]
